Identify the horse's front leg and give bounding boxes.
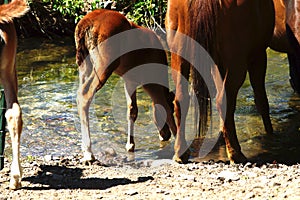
[248,51,273,134]
[143,84,176,149]
[124,82,138,152]
[171,55,190,163]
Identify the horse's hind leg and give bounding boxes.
[77,62,109,162]
[2,74,22,190]
[218,64,247,164]
[0,23,22,189]
[5,103,22,190]
[77,69,97,162]
[77,51,119,162]
[124,81,138,152]
[248,51,273,134]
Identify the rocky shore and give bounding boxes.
[1,154,300,199]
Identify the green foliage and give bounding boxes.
[126,0,167,29]
[40,0,167,27]
[42,0,102,23]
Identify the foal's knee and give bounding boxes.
[5,103,22,134]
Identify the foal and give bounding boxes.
[0,0,29,189]
[270,0,300,94]
[75,9,177,162]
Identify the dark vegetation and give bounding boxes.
[15,0,167,39]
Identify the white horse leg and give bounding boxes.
[5,103,22,190]
[124,82,137,152]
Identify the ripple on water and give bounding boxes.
[3,39,300,164]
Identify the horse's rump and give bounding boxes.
[0,0,29,23]
[75,9,132,67]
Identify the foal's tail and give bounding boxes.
[74,23,90,67]
[0,0,29,23]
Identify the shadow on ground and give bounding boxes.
[22,165,153,190]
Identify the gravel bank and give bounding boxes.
[1,155,300,200]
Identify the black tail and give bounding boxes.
[189,1,220,137]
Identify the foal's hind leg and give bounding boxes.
[0,23,23,189]
[0,23,22,189]
[77,54,119,162]
[5,104,22,190]
[2,73,22,190]
[248,51,273,134]
[77,70,97,162]
[124,81,138,152]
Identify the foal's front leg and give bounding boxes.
[124,82,138,152]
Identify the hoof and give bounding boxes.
[126,143,135,152]
[158,124,172,141]
[159,132,171,141]
[159,140,171,149]
[229,151,247,164]
[9,175,22,190]
[173,149,190,164]
[81,152,95,164]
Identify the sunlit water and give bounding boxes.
[4,37,300,164]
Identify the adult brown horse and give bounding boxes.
[270,0,300,94]
[166,0,275,163]
[75,9,177,162]
[0,0,29,189]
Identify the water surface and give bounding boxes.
[4,37,300,164]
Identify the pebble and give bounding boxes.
[104,148,117,157]
[1,154,300,199]
[217,170,240,181]
[151,159,174,167]
[125,189,138,196]
[178,174,196,182]
[44,155,52,162]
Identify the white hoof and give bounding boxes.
[9,175,22,190]
[80,151,95,163]
[126,143,135,152]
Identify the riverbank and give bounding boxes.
[1,155,300,199]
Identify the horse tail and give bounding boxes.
[189,1,220,137]
[74,21,90,67]
[0,0,29,23]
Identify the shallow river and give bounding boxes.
[4,37,300,164]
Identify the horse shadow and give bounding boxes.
[22,164,153,190]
